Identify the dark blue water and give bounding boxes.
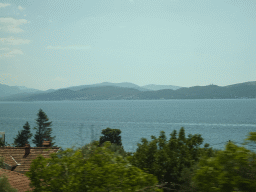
[1,99,256,153]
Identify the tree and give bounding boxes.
[0,175,18,192]
[32,109,56,147]
[243,131,256,152]
[245,132,256,142]
[0,156,5,169]
[126,127,214,191]
[191,141,256,192]
[99,127,122,147]
[13,121,32,147]
[80,140,132,161]
[26,141,165,192]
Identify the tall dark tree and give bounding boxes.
[99,127,122,147]
[32,109,56,147]
[13,121,33,147]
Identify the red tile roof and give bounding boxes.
[0,146,60,174]
[0,168,33,192]
[1,154,17,167]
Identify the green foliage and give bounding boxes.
[244,132,256,152]
[32,109,56,147]
[126,127,214,191]
[245,132,256,142]
[13,121,33,147]
[99,127,122,147]
[192,141,256,192]
[0,174,18,192]
[26,141,164,192]
[175,162,201,192]
[107,142,127,156]
[83,141,130,159]
[0,156,5,169]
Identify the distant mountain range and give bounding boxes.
[141,84,181,91]
[0,82,181,99]
[0,81,255,101]
[0,84,41,98]
[65,82,151,92]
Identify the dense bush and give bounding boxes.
[80,140,132,159]
[0,175,18,192]
[192,141,256,192]
[26,141,164,192]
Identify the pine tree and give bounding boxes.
[13,121,32,147]
[32,109,56,147]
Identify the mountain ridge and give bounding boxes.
[0,81,255,101]
[65,82,151,92]
[0,84,41,98]
[0,82,181,98]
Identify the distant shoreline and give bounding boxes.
[1,98,256,102]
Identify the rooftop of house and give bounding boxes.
[0,168,33,192]
[0,141,61,174]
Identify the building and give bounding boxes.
[0,141,61,174]
[0,141,62,191]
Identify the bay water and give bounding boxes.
[0,99,256,153]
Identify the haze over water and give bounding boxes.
[1,1,256,90]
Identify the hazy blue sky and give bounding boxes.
[0,0,256,90]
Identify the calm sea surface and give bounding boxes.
[1,99,256,153]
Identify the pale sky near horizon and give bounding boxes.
[0,0,256,91]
